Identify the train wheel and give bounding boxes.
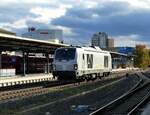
[103,73,105,77]
[85,75,90,82]
[99,76,102,79]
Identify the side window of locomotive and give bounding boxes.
[87,54,93,68]
[83,54,84,60]
[104,56,108,67]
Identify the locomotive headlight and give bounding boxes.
[74,64,78,70]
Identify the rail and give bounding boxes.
[90,73,147,115]
[0,71,134,103]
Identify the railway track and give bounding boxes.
[0,80,78,102]
[127,90,150,115]
[90,73,150,115]
[0,71,136,103]
[0,87,45,101]
[0,72,129,103]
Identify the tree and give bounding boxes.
[135,45,150,68]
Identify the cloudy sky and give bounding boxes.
[0,0,150,47]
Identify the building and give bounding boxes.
[0,28,16,35]
[107,38,114,48]
[136,44,146,49]
[22,27,63,43]
[115,47,135,56]
[91,32,108,49]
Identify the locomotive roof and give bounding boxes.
[81,47,109,53]
[59,46,110,54]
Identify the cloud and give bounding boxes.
[0,0,150,47]
[114,34,140,47]
[119,0,150,9]
[0,19,27,30]
[30,6,67,24]
[0,0,72,34]
[54,26,77,37]
[114,34,150,47]
[51,1,150,46]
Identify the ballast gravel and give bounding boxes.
[21,74,140,115]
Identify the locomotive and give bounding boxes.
[52,46,112,80]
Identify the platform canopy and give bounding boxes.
[0,33,69,53]
[110,51,128,57]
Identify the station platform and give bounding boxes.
[0,73,55,87]
[0,68,139,88]
[112,67,139,73]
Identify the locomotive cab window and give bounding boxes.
[55,48,76,60]
[104,56,108,67]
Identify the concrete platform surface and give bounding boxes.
[0,73,54,87]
